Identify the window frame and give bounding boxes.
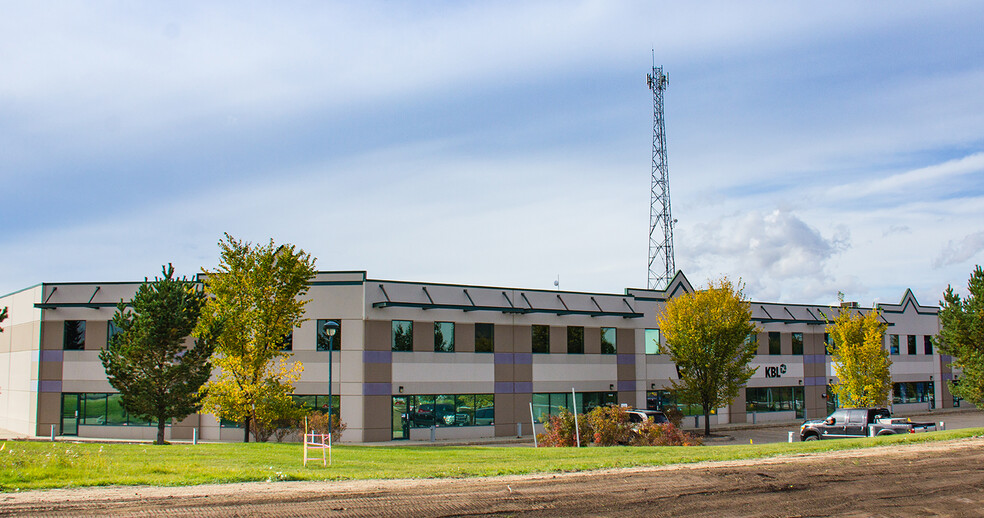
[392,320,414,352]
[531,325,550,354]
[434,322,455,353]
[474,323,494,353]
[600,327,616,355]
[567,326,584,354]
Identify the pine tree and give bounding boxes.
[99,264,212,445]
[0,306,7,333]
[657,278,758,436]
[938,265,984,407]
[827,306,892,408]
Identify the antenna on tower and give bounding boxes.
[647,55,675,290]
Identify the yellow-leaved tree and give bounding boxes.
[826,306,892,408]
[195,234,316,442]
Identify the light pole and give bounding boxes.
[323,320,339,437]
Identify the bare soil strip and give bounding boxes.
[2,438,983,517]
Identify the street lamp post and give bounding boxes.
[323,320,340,438]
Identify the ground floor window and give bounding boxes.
[645,390,704,416]
[392,394,494,438]
[531,391,617,423]
[292,394,340,416]
[63,393,155,428]
[893,382,934,405]
[745,386,804,418]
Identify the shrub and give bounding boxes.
[305,412,347,442]
[630,421,702,446]
[662,406,684,428]
[536,409,593,447]
[587,405,633,446]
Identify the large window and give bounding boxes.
[398,393,494,428]
[292,394,340,417]
[907,335,917,355]
[317,319,341,351]
[645,329,660,355]
[281,331,292,352]
[532,325,550,354]
[600,328,617,355]
[791,333,803,355]
[924,335,933,355]
[475,323,494,353]
[72,393,153,426]
[392,320,413,351]
[824,333,833,355]
[768,332,780,355]
[745,386,805,418]
[64,320,86,350]
[434,322,454,352]
[567,326,584,354]
[889,334,899,355]
[531,392,617,423]
[646,390,703,416]
[106,320,121,349]
[893,382,934,404]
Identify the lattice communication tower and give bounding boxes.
[647,64,675,290]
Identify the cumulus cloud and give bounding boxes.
[933,231,984,268]
[679,209,852,302]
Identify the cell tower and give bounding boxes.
[647,62,675,290]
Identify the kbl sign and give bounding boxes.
[764,364,787,378]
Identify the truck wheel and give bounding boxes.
[877,431,895,436]
[804,435,819,441]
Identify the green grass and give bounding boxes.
[1,428,980,492]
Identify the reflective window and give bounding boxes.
[475,323,494,353]
[889,334,899,355]
[768,332,780,355]
[291,394,340,416]
[907,335,917,355]
[397,393,494,428]
[745,386,805,418]
[645,329,660,355]
[64,320,86,350]
[532,325,550,354]
[924,336,933,355]
[71,393,154,426]
[106,321,121,349]
[892,382,935,404]
[281,331,292,352]
[392,320,413,352]
[646,390,704,416]
[434,322,454,352]
[317,319,341,351]
[791,333,803,355]
[824,333,834,355]
[567,326,584,354]
[531,391,617,423]
[600,328,616,355]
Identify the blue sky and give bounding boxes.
[2,1,983,306]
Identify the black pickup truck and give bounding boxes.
[800,408,936,441]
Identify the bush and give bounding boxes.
[536,409,593,447]
[587,405,633,446]
[305,412,347,442]
[662,406,684,428]
[630,420,702,446]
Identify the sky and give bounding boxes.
[2,1,983,306]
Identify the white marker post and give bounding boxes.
[530,402,538,448]
[572,387,580,448]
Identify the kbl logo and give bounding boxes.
[764,364,787,378]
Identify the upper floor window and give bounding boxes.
[924,335,933,355]
[645,329,660,355]
[768,332,780,355]
[392,320,413,352]
[64,320,86,350]
[567,326,584,354]
[532,325,550,354]
[106,320,121,349]
[824,333,833,355]
[317,319,341,351]
[475,323,494,353]
[889,334,899,355]
[435,322,454,352]
[600,327,616,355]
[791,333,803,355]
[281,331,293,352]
[907,335,917,355]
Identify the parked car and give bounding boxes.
[410,404,456,426]
[626,409,669,427]
[800,408,936,441]
[474,407,494,426]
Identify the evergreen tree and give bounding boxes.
[938,265,984,407]
[826,306,892,408]
[0,306,7,333]
[99,264,211,445]
[195,234,316,442]
[657,278,758,436]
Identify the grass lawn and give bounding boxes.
[1,428,981,492]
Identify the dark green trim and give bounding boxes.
[371,301,643,318]
[368,278,630,298]
[309,281,365,286]
[36,302,129,309]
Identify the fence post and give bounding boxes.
[50,424,56,442]
[430,425,436,442]
[516,422,522,438]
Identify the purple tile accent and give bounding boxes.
[362,382,392,396]
[805,376,826,386]
[804,354,825,364]
[617,354,635,365]
[513,353,532,365]
[39,380,62,393]
[617,380,635,392]
[942,372,953,381]
[494,353,514,364]
[514,382,533,393]
[494,382,514,394]
[363,350,392,364]
[41,350,63,362]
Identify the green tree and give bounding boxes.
[98,264,212,445]
[938,265,984,407]
[195,234,316,442]
[657,278,758,436]
[826,306,892,408]
[0,306,7,332]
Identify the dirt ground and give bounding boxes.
[2,437,983,517]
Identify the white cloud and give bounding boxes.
[933,231,984,269]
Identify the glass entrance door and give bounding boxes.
[61,393,79,436]
[392,396,410,440]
